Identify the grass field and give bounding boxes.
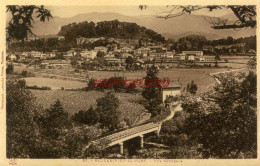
[31,90,148,126]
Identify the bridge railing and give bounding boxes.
[100,122,160,144]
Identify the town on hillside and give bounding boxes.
[5,5,257,160]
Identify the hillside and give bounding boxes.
[57,19,165,42]
[29,12,256,40]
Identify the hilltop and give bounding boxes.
[57,19,165,42]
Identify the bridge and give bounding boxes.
[86,104,182,155]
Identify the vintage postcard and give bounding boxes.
[0,0,259,165]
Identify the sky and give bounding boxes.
[46,6,234,18]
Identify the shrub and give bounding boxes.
[72,106,99,125]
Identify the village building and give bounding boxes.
[159,80,181,106]
[187,55,195,61]
[8,54,17,61]
[121,47,132,53]
[80,50,97,60]
[135,47,150,56]
[94,46,108,53]
[121,53,133,59]
[176,54,186,61]
[64,50,75,59]
[203,56,215,62]
[40,60,71,69]
[182,51,203,56]
[76,37,105,45]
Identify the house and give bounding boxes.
[40,60,71,69]
[166,52,174,58]
[160,80,181,104]
[121,53,133,59]
[196,56,205,61]
[182,51,203,56]
[94,46,108,53]
[76,37,104,45]
[30,51,45,59]
[48,53,56,58]
[135,47,150,56]
[121,47,132,53]
[187,55,195,61]
[105,53,115,59]
[149,46,167,53]
[8,54,17,61]
[176,54,186,61]
[58,36,65,41]
[203,56,215,62]
[80,51,97,60]
[64,50,75,59]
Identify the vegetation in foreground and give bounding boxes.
[138,71,257,159]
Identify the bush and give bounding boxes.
[26,85,51,90]
[6,64,14,74]
[21,70,35,77]
[72,106,99,125]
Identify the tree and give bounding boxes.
[139,5,256,29]
[6,5,52,42]
[142,65,162,117]
[96,92,126,131]
[70,58,79,67]
[6,64,14,74]
[6,79,42,158]
[247,56,256,69]
[61,125,103,158]
[126,56,134,65]
[185,72,257,158]
[72,106,99,125]
[41,99,71,138]
[215,55,221,61]
[186,80,198,96]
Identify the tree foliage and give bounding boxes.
[58,20,165,42]
[247,57,256,69]
[142,65,162,117]
[140,5,256,29]
[184,72,257,158]
[186,80,198,96]
[72,106,99,125]
[6,5,52,42]
[96,92,126,131]
[6,79,42,158]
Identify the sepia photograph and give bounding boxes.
[4,3,257,160]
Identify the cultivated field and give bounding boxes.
[31,90,149,126]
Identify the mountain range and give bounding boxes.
[30,12,256,40]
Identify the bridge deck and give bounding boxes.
[98,122,160,146]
